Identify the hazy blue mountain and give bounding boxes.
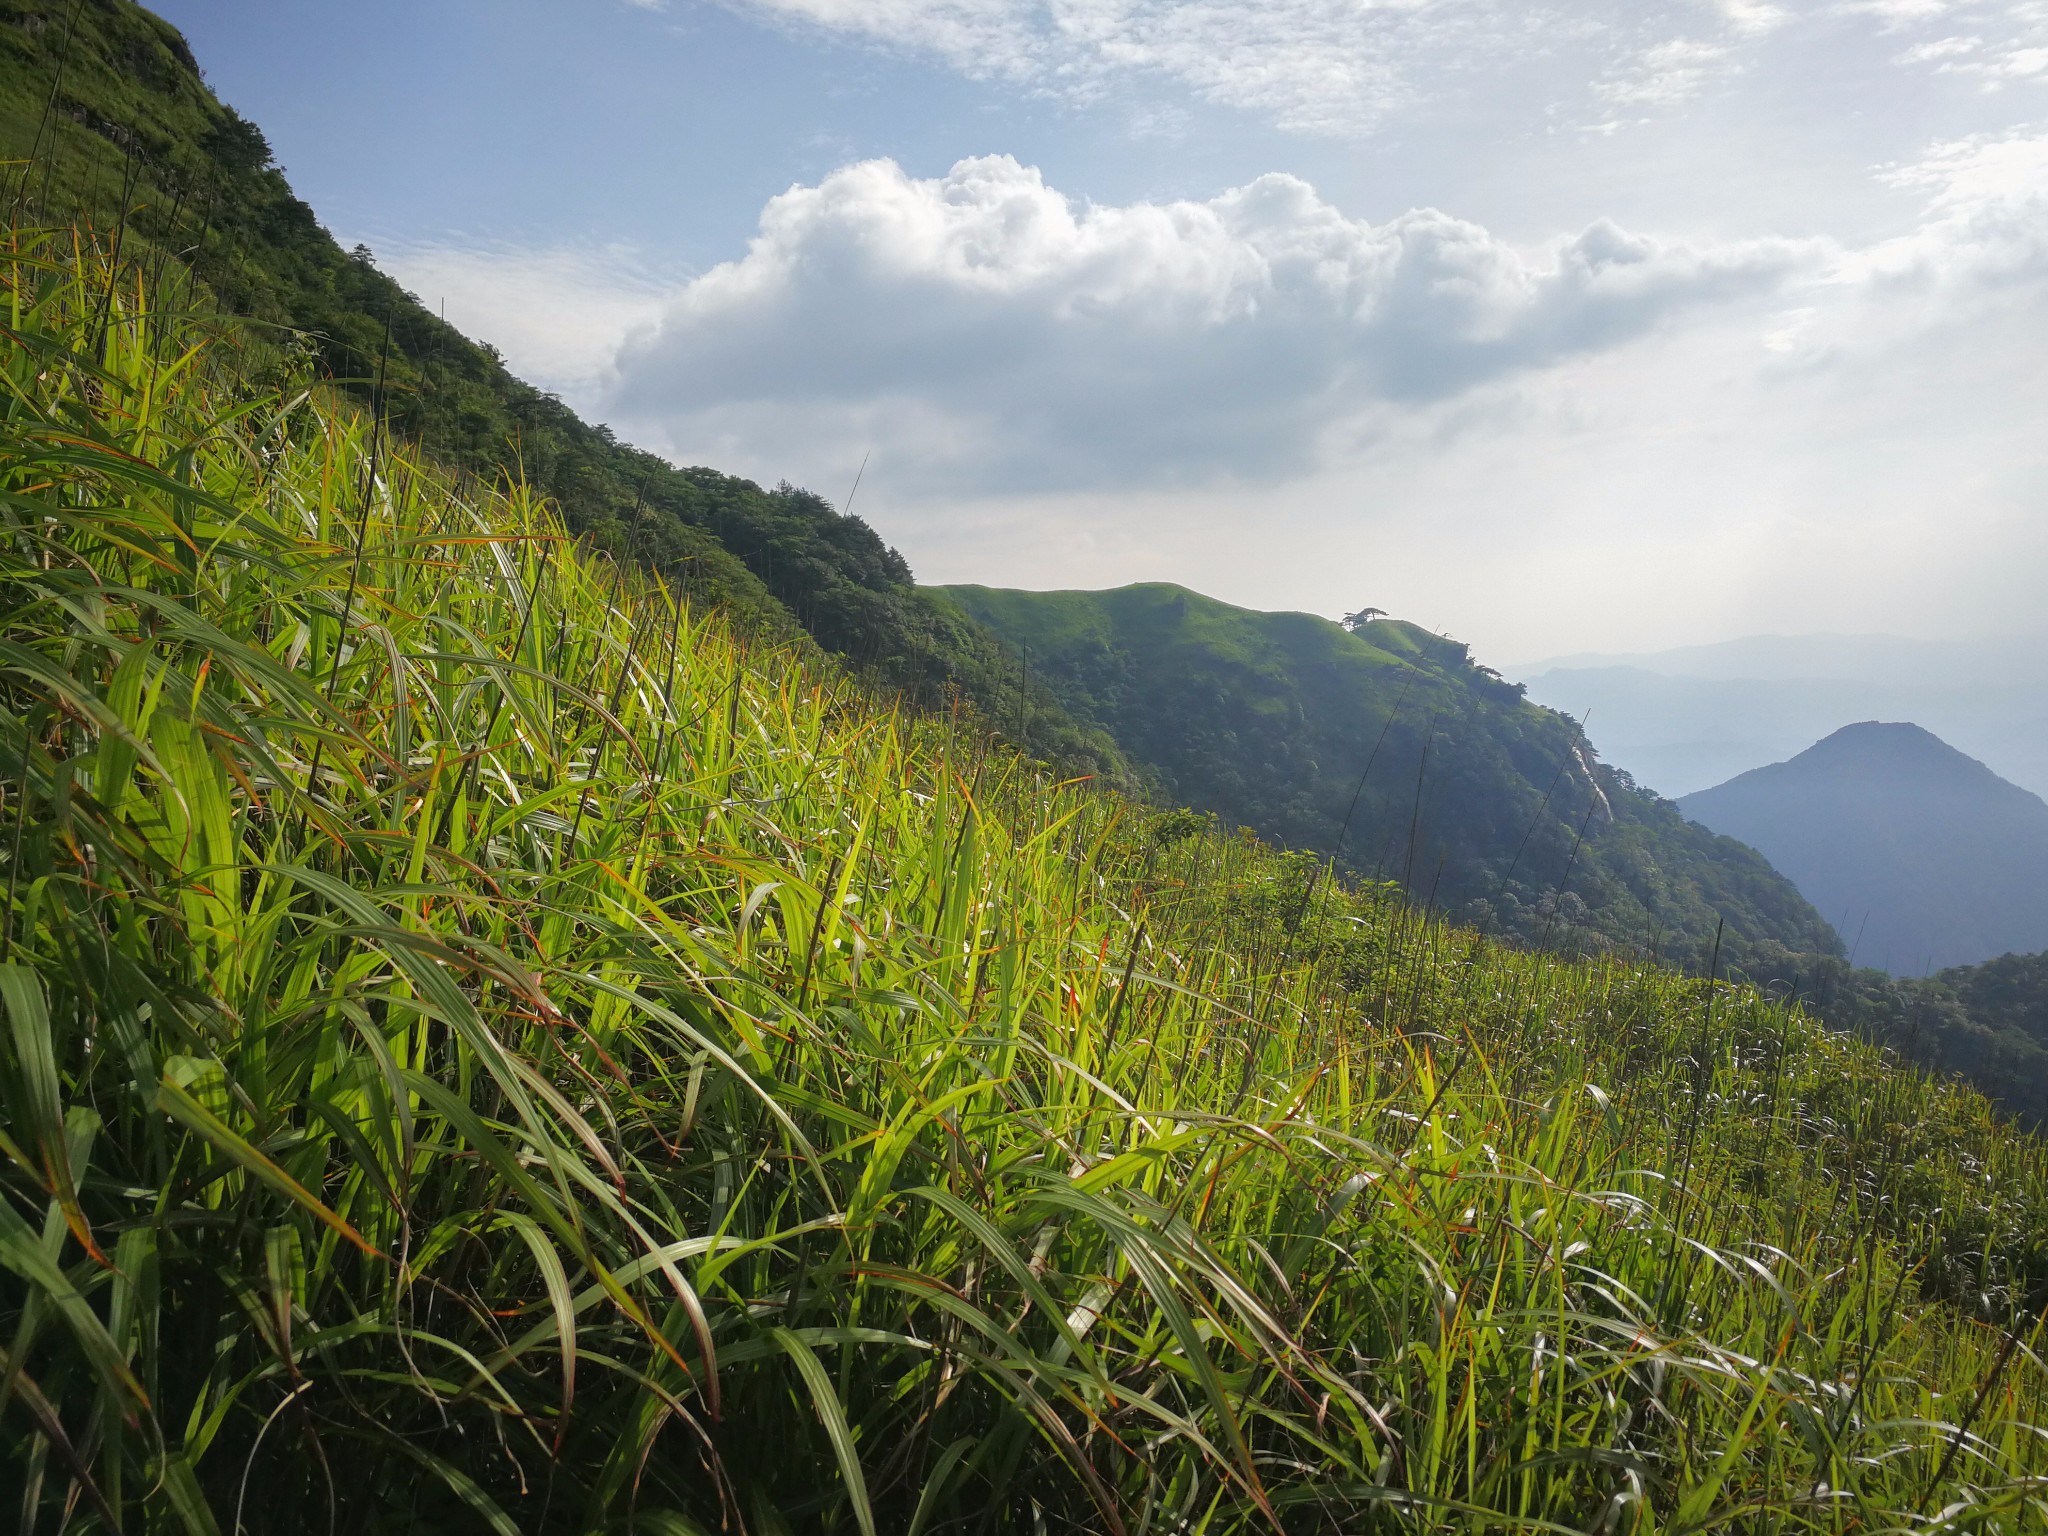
[1508,633,2048,799]
[1677,722,2048,974]
[1516,668,2048,799]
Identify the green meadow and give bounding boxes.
[4,237,2048,1532]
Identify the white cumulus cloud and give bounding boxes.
[601,154,1813,489]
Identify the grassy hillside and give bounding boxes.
[6,248,2048,1532]
[0,0,1130,786]
[942,588,2048,1122]
[942,583,1842,978]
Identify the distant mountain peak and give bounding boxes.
[1771,721,2030,798]
[1813,720,1951,748]
[1828,719,1933,737]
[1802,720,1971,762]
[1679,722,2048,973]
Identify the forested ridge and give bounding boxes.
[0,0,1133,786]
[942,583,1841,971]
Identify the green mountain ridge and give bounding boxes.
[941,581,1844,975]
[0,0,1133,787]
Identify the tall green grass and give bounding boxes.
[3,232,2046,1533]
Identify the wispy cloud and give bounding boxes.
[1600,37,1739,106]
[1897,33,1982,63]
[1716,0,1792,37]
[719,0,1559,134]
[366,239,680,407]
[1837,0,1953,29]
[1874,1,2048,88]
[712,0,2047,135]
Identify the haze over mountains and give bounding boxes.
[1679,722,2048,976]
[1510,633,2048,801]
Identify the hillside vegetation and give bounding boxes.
[6,238,2048,1533]
[1798,948,2048,1129]
[0,0,1130,785]
[943,583,1842,978]
[1934,951,2048,1043]
[944,588,2048,1126]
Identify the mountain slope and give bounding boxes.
[9,229,2048,1533]
[1679,721,2048,973]
[0,0,1131,783]
[943,582,1843,974]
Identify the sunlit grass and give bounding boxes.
[2,231,2045,1533]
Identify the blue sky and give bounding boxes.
[154,0,2048,659]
